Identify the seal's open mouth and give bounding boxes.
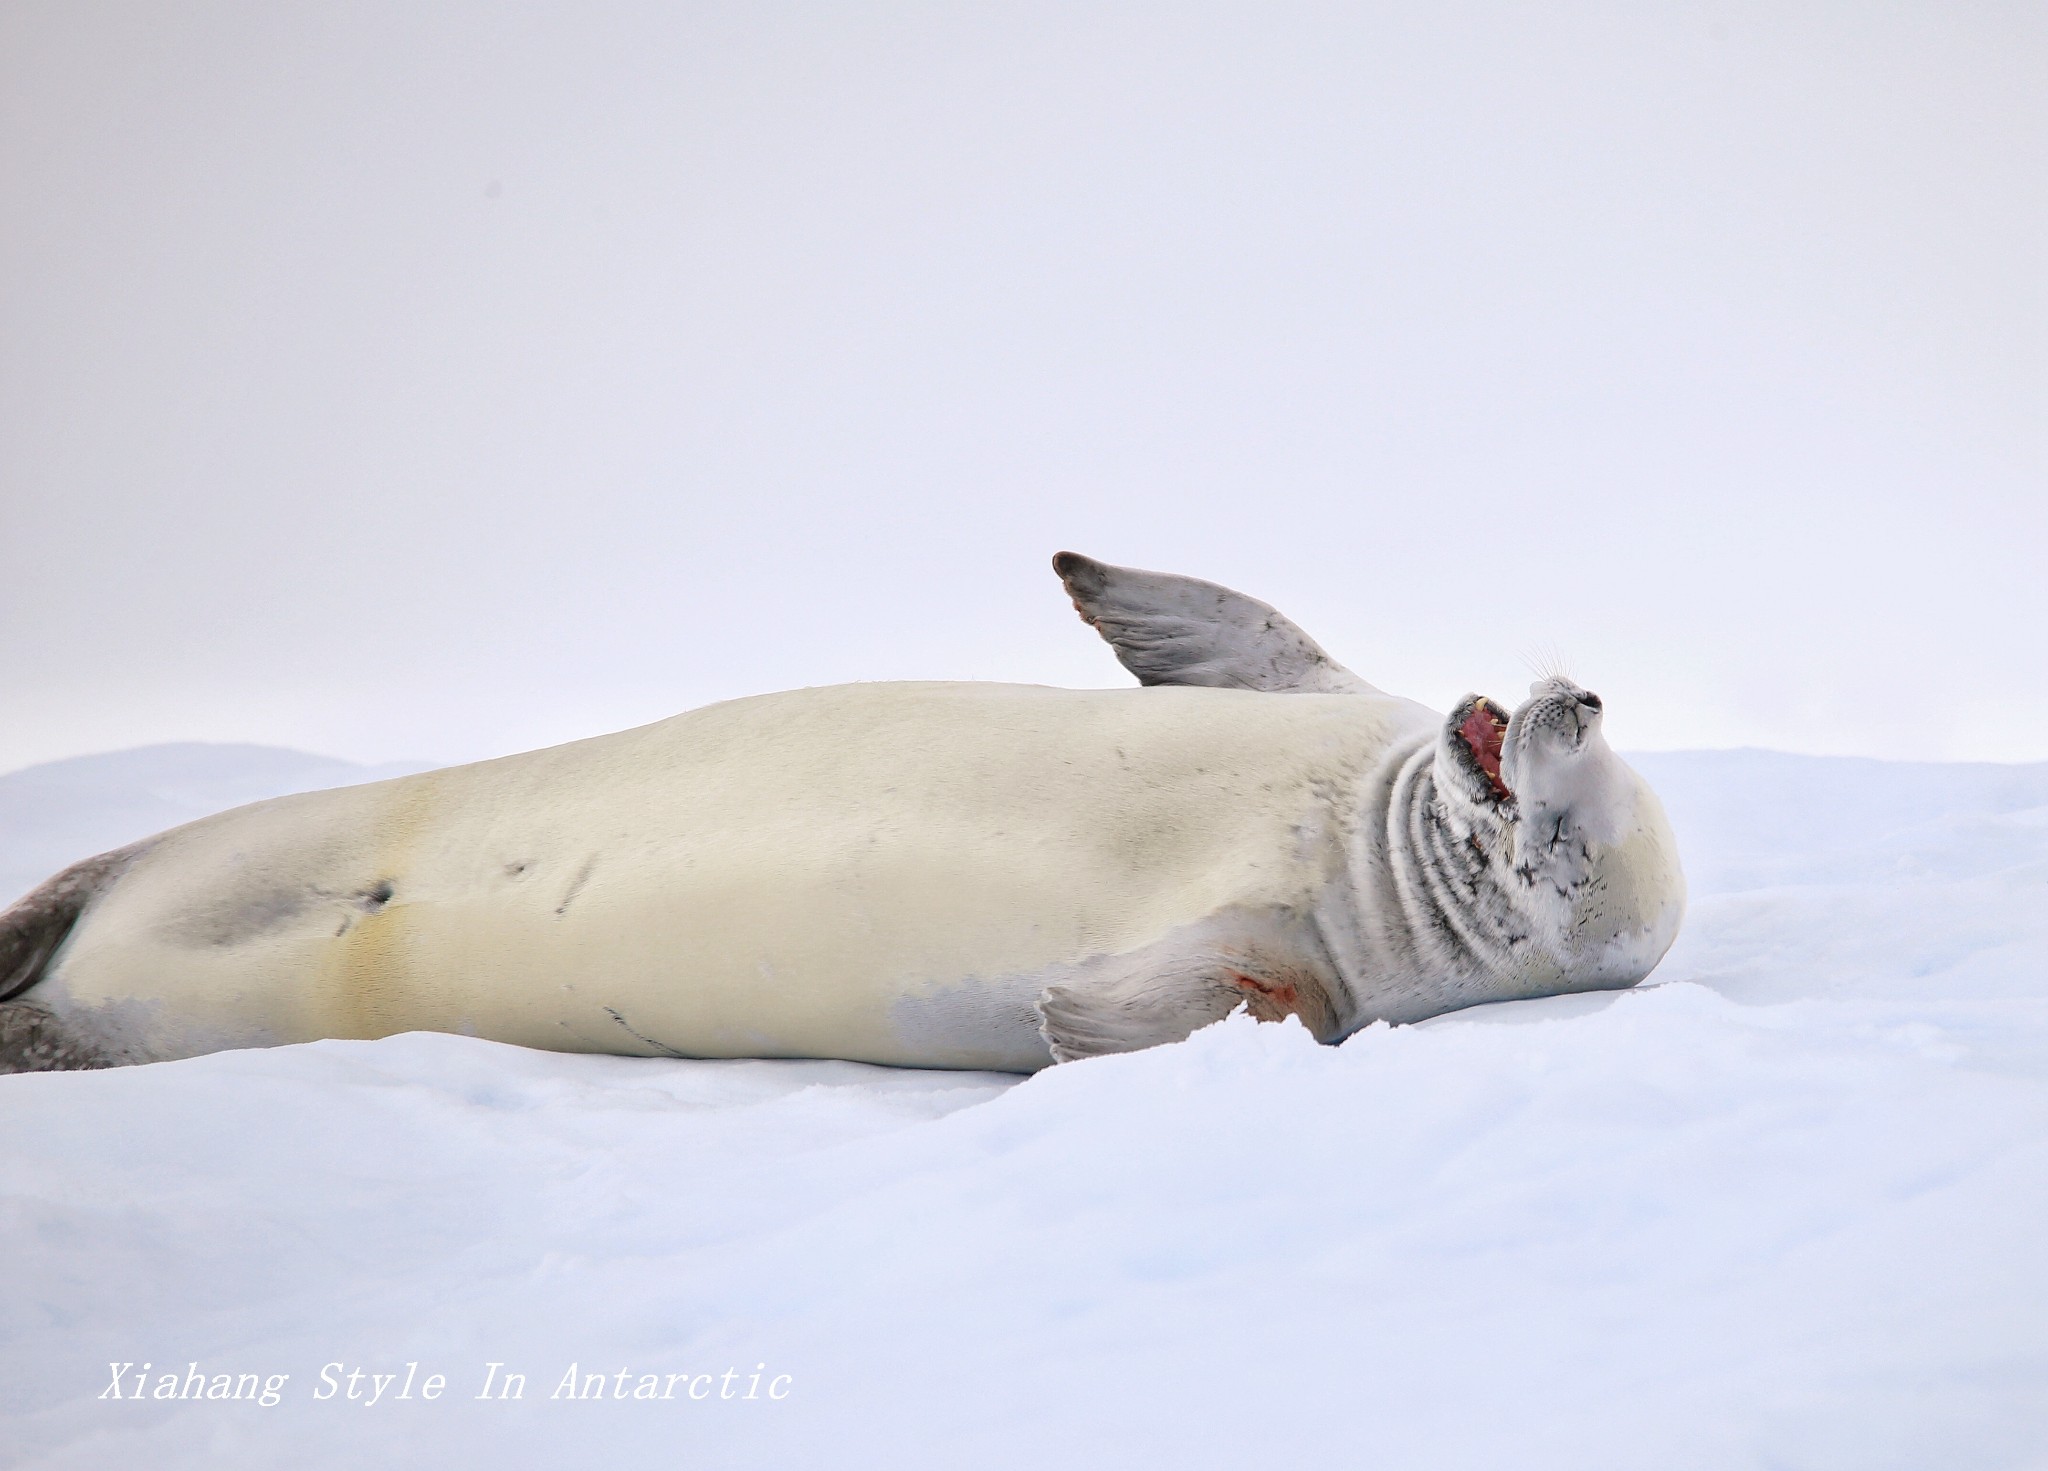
[1457,697,1512,802]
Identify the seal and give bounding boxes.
[0,554,1684,1073]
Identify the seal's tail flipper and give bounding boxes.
[1051,551,1378,695]
[0,848,135,1002]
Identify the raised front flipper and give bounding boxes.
[1052,551,1377,695]
[1036,942,1340,1064]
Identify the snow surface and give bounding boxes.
[0,745,432,910]
[3,744,2046,1469]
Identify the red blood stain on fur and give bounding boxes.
[1224,967,1336,1040]
[1230,971,1299,1010]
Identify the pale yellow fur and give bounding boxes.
[44,681,1433,1070]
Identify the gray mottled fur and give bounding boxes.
[1032,679,1663,1064]
[1033,558,1680,1062]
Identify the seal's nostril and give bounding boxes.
[1579,693,1603,713]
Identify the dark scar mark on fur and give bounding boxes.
[556,859,596,917]
[603,1006,687,1059]
[336,880,395,937]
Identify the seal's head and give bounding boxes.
[1432,676,1685,993]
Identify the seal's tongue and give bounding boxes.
[1459,701,1510,799]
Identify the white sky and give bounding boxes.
[1,2,2041,772]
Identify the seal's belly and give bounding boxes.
[45,682,1424,1069]
[52,824,1199,1071]
[310,827,1110,1071]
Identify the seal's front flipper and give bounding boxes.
[1052,551,1377,695]
[1036,946,1338,1064]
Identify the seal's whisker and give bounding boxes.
[1517,643,1575,685]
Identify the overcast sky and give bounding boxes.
[1,2,2041,773]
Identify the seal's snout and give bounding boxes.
[1566,689,1603,743]
[1518,677,1605,748]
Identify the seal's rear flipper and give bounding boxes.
[1052,551,1376,695]
[1036,945,1338,1064]
[0,847,136,1002]
[0,999,124,1071]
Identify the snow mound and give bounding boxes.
[0,744,432,907]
